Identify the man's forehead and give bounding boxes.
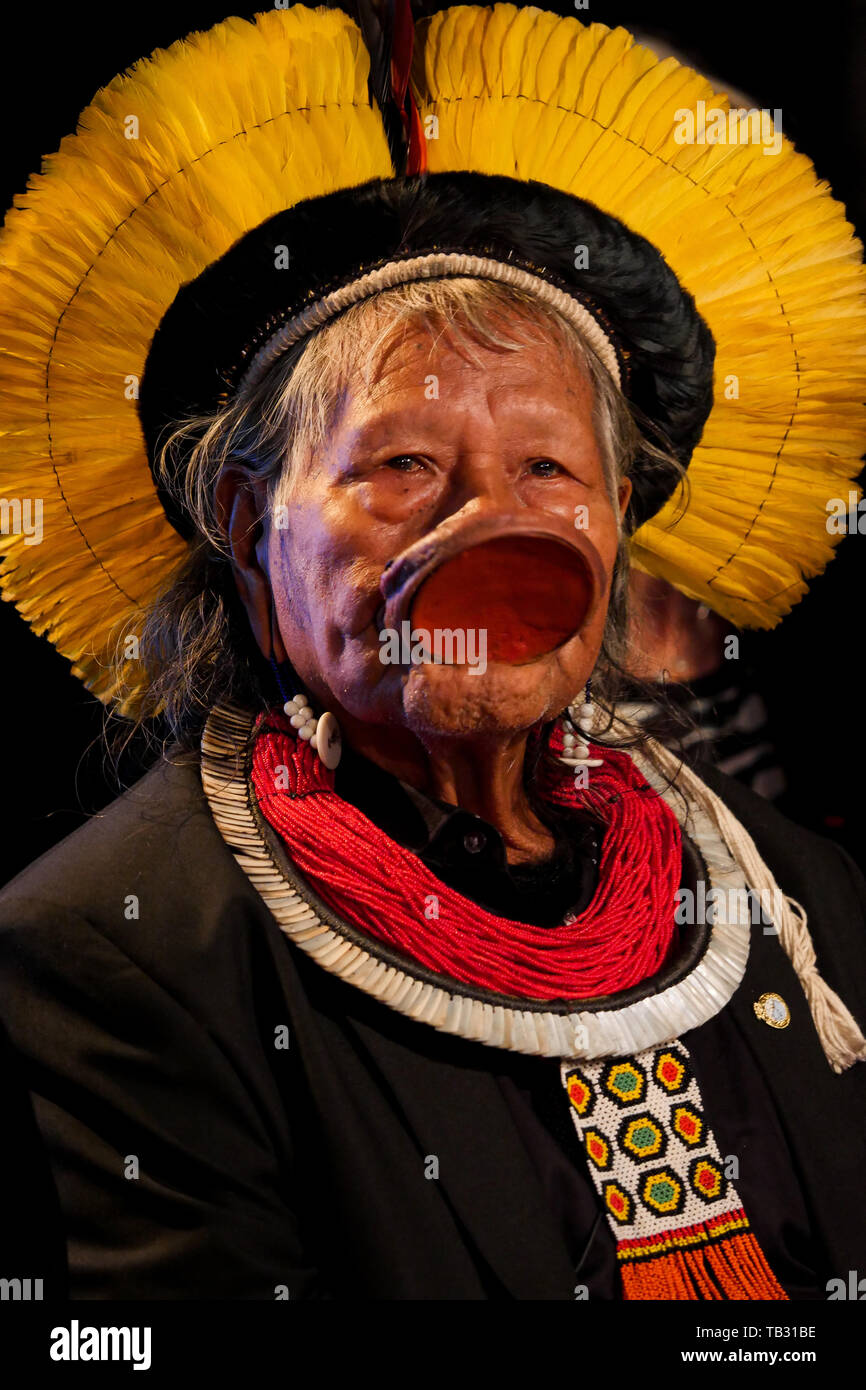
[340,385,595,448]
[353,328,589,406]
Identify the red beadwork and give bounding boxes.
[250,710,682,1000]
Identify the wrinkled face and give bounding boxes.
[268,323,630,740]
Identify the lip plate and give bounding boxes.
[378,516,607,656]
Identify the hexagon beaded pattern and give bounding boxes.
[561,1041,788,1299]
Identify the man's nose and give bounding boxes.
[434,452,518,526]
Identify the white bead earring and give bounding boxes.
[558,676,604,769]
[283,692,342,771]
[268,656,342,770]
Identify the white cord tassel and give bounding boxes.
[643,736,866,1075]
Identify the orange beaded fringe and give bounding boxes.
[619,1217,788,1300]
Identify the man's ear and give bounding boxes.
[618,475,633,522]
[214,467,285,660]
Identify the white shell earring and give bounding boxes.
[282,691,342,771]
[558,676,604,769]
[268,656,342,770]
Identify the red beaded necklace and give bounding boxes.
[250,709,682,1000]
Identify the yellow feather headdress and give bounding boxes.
[1,3,864,706]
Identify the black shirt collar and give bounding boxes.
[333,740,601,928]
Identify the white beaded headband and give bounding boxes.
[239,252,623,393]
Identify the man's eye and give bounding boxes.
[528,458,563,477]
[384,454,427,473]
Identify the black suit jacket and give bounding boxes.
[1,749,865,1299]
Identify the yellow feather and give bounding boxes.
[0,5,392,706]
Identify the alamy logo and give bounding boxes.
[0,497,43,545]
[674,884,782,931]
[379,621,488,675]
[49,1321,152,1370]
[673,102,782,155]
[0,1276,43,1300]
[827,1270,866,1300]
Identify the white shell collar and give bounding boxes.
[200,701,751,1060]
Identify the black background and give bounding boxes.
[1,0,864,886]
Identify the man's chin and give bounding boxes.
[398,658,575,738]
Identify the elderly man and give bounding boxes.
[1,3,865,1301]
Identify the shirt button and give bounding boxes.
[463,830,486,854]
